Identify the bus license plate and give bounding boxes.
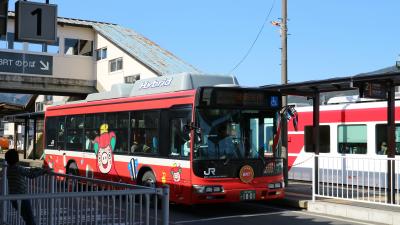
[240,190,256,201]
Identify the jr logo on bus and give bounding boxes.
[204,168,216,176]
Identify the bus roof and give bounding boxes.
[84,73,238,102]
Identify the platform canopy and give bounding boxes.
[261,65,400,96]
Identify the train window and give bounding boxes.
[338,125,367,154]
[304,125,330,153]
[130,111,160,155]
[45,117,58,149]
[105,112,129,154]
[375,124,400,155]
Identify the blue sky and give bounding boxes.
[17,0,400,86]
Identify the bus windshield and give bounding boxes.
[194,108,276,160]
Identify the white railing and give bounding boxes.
[0,163,169,225]
[312,155,400,207]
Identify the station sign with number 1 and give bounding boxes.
[15,0,57,43]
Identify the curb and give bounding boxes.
[308,201,400,225]
[270,197,309,209]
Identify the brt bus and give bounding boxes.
[44,73,285,204]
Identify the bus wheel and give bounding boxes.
[141,171,156,188]
[141,171,161,208]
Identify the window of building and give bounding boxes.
[28,42,44,52]
[375,124,400,155]
[44,95,53,102]
[109,58,123,72]
[64,38,78,55]
[105,112,129,154]
[0,34,6,49]
[79,40,93,56]
[0,33,57,51]
[124,74,140,84]
[96,47,107,60]
[130,111,159,155]
[338,125,367,154]
[64,38,93,56]
[304,125,331,153]
[0,33,15,49]
[35,102,44,112]
[46,38,60,54]
[66,115,84,151]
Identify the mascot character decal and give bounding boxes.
[94,124,117,176]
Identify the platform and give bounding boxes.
[281,181,400,225]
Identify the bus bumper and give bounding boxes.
[190,187,285,204]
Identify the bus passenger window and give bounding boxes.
[66,115,84,151]
[130,111,160,155]
[106,112,129,154]
[45,117,58,149]
[84,114,103,152]
[57,118,65,150]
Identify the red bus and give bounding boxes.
[44,73,285,204]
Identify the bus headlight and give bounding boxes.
[193,185,224,194]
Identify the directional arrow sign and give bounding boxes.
[40,60,49,71]
[0,51,53,75]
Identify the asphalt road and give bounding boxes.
[167,202,379,225]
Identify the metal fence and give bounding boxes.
[312,155,400,207]
[0,164,169,225]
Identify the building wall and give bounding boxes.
[95,34,158,91]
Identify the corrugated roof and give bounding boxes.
[8,12,201,76]
[92,23,201,75]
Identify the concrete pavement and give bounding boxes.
[281,180,400,225]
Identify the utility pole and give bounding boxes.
[281,0,289,186]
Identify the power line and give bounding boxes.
[228,0,276,75]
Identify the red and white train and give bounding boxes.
[288,95,400,181]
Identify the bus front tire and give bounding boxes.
[141,171,156,188]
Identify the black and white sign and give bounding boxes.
[0,51,53,75]
[15,1,57,43]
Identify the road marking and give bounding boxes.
[173,211,285,224]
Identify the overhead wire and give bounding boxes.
[228,0,277,75]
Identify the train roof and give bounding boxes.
[75,73,239,103]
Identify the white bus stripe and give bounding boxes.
[44,149,191,168]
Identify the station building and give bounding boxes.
[0,12,200,154]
